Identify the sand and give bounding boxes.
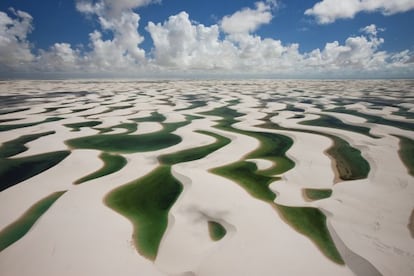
[0,80,413,276]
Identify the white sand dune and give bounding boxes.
[262,101,414,275]
[0,80,413,276]
[0,149,102,229]
[0,152,164,276]
[132,122,163,135]
[157,126,352,275]
[246,158,274,170]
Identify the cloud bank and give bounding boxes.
[0,9,34,70]
[305,0,414,24]
[0,1,413,78]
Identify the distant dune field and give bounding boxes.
[0,80,413,276]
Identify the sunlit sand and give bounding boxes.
[0,80,413,276]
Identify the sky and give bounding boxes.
[0,0,414,79]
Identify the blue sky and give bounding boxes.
[0,0,414,78]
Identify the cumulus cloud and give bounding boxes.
[146,10,304,73]
[305,0,414,24]
[69,0,158,71]
[0,9,34,71]
[220,1,274,34]
[146,12,410,76]
[1,3,413,78]
[36,43,82,72]
[76,0,159,17]
[103,0,159,13]
[146,10,409,75]
[225,33,302,72]
[26,0,158,74]
[88,11,146,65]
[360,24,384,36]
[305,25,387,71]
[147,12,238,70]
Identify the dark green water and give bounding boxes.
[105,128,232,259]
[0,191,66,251]
[0,151,70,192]
[75,153,127,184]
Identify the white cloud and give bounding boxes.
[75,1,103,15]
[93,11,146,62]
[1,5,413,78]
[146,10,303,72]
[72,0,153,71]
[225,33,303,72]
[29,0,157,74]
[147,12,238,70]
[0,9,34,71]
[305,0,414,24]
[76,0,159,17]
[305,30,386,71]
[220,1,274,34]
[360,24,384,36]
[36,43,82,72]
[145,9,410,76]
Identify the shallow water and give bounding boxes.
[0,79,413,276]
